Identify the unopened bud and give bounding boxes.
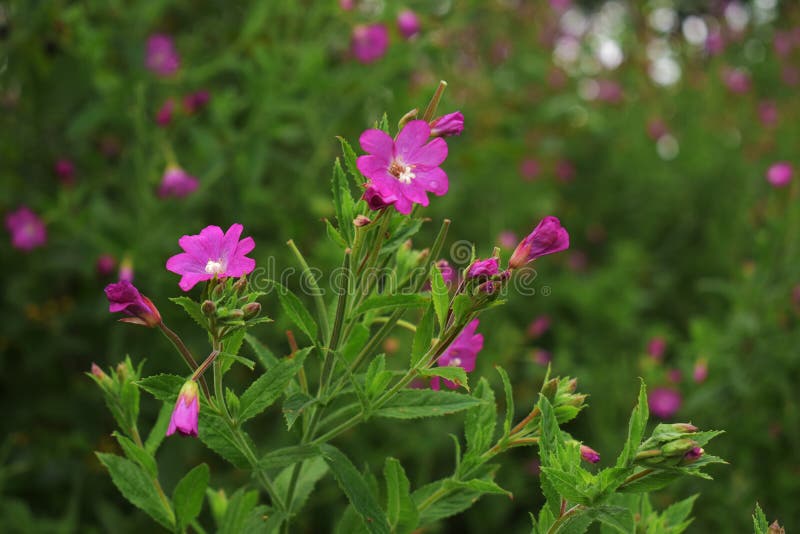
[225,309,245,321]
[90,363,112,385]
[768,520,786,534]
[233,277,248,295]
[671,423,699,433]
[201,300,216,316]
[353,215,372,227]
[243,302,261,319]
[540,378,559,400]
[681,447,704,464]
[211,283,224,299]
[398,107,419,129]
[564,393,587,407]
[662,438,698,457]
[564,378,578,393]
[116,362,130,381]
[580,444,600,464]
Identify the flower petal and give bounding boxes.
[412,167,448,196]
[359,129,394,158]
[408,137,448,168]
[166,252,205,274]
[179,273,212,291]
[395,120,431,161]
[221,223,244,262]
[357,155,392,180]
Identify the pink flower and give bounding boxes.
[758,100,778,127]
[723,67,751,94]
[647,336,666,361]
[596,80,623,103]
[339,0,355,10]
[397,9,421,39]
[166,223,256,291]
[693,359,708,383]
[555,159,575,182]
[5,206,47,251]
[667,369,682,384]
[362,185,397,211]
[648,387,682,419]
[432,319,483,390]
[498,231,517,249]
[105,280,162,327]
[145,34,180,77]
[96,254,116,276]
[766,162,793,188]
[467,257,499,278]
[684,446,704,461]
[519,159,540,181]
[183,90,210,114]
[527,315,551,338]
[158,166,199,198]
[580,444,600,464]
[532,349,552,366]
[782,65,800,87]
[351,24,389,64]
[167,381,200,437]
[774,31,793,57]
[356,120,448,214]
[54,158,75,185]
[119,256,134,282]
[509,216,570,269]
[429,111,464,138]
[705,31,725,55]
[156,98,175,127]
[436,259,458,286]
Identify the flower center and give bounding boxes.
[389,160,415,184]
[205,259,225,275]
[449,357,462,367]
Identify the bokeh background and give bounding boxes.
[2,0,799,531]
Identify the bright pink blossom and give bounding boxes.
[430,111,464,138]
[766,162,793,188]
[158,166,199,198]
[397,9,421,39]
[5,206,47,251]
[432,319,483,390]
[356,120,448,214]
[351,24,389,64]
[167,381,199,437]
[166,224,256,291]
[580,444,600,464]
[648,387,682,419]
[104,280,162,327]
[509,216,569,269]
[145,34,180,77]
[362,185,397,211]
[467,257,499,278]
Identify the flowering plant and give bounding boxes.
[91,85,724,533]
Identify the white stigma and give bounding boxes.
[397,165,415,184]
[205,259,225,275]
[449,357,462,367]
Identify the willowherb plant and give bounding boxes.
[90,83,725,533]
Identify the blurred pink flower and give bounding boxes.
[596,80,623,103]
[555,159,575,182]
[5,206,46,251]
[705,30,725,56]
[758,100,778,127]
[509,216,569,269]
[693,359,708,383]
[356,120,448,214]
[432,319,483,390]
[532,348,552,366]
[766,162,793,188]
[158,166,199,198]
[568,250,588,272]
[183,90,210,114]
[96,254,116,277]
[145,34,180,77]
[667,368,682,384]
[54,158,75,185]
[648,387,681,419]
[156,98,175,127]
[118,257,134,282]
[397,9,421,40]
[774,31,793,57]
[781,65,800,86]
[647,336,666,361]
[351,24,389,64]
[166,223,256,291]
[527,315,551,338]
[722,67,751,94]
[519,158,540,181]
[647,119,668,141]
[167,381,199,437]
[339,0,355,10]
[436,259,458,286]
[498,231,517,249]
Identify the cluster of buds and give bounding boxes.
[540,375,588,424]
[634,423,706,467]
[88,358,142,435]
[201,276,264,335]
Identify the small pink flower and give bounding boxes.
[436,259,458,286]
[156,98,175,127]
[667,369,682,384]
[498,231,517,250]
[145,34,180,77]
[166,223,256,291]
[362,185,397,210]
[758,100,778,127]
[555,159,575,182]
[684,447,704,462]
[351,24,389,64]
[432,319,483,390]
[54,158,76,185]
[429,111,464,138]
[183,90,210,114]
[532,348,552,366]
[647,336,666,361]
[105,280,162,327]
[339,0,355,10]
[96,254,116,276]
[648,387,682,419]
[397,9,421,40]
[527,315,551,338]
[158,166,199,198]
[705,31,725,55]
[467,257,499,279]
[519,158,540,181]
[693,359,708,383]
[5,206,47,251]
[509,216,570,269]
[167,381,200,437]
[580,444,600,464]
[766,162,793,188]
[356,120,448,214]
[119,257,134,282]
[723,67,751,94]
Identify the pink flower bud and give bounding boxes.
[158,166,199,198]
[145,34,180,77]
[509,216,570,269]
[396,9,421,40]
[351,24,389,64]
[683,446,704,461]
[5,206,47,251]
[580,444,600,464]
[766,162,793,188]
[90,363,112,386]
[54,158,76,185]
[183,90,210,114]
[362,185,397,210]
[527,315,551,338]
[167,381,200,437]
[156,98,175,127]
[723,67,751,94]
[429,111,464,138]
[104,280,162,327]
[96,254,116,277]
[467,257,499,279]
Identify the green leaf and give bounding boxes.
[445,478,512,497]
[341,323,370,365]
[261,444,320,471]
[752,503,769,534]
[465,378,496,455]
[198,412,251,469]
[318,444,391,534]
[451,294,472,324]
[662,494,697,530]
[169,297,208,329]
[496,366,514,435]
[282,392,316,430]
[356,294,430,315]
[275,456,329,513]
[238,348,310,422]
[136,374,185,403]
[539,468,592,505]
[326,218,348,248]
[219,488,259,534]
[144,402,172,455]
[220,328,250,374]
[245,334,279,370]
[384,458,419,534]
[617,469,680,493]
[616,380,649,468]
[332,158,355,244]
[413,481,481,526]
[96,452,174,529]
[411,303,435,367]
[113,432,157,479]
[378,113,389,133]
[271,282,317,343]
[364,354,393,399]
[172,464,210,529]
[430,264,449,332]
[590,505,635,533]
[418,366,469,391]
[337,136,361,182]
[375,389,484,419]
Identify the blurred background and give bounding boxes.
[2,0,799,531]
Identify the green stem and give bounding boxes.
[370,317,417,332]
[130,426,175,525]
[422,80,448,122]
[158,323,211,400]
[287,239,330,345]
[547,504,586,534]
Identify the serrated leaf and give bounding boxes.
[318,444,391,534]
[137,374,185,403]
[113,432,157,479]
[496,366,514,435]
[169,296,208,329]
[616,380,649,468]
[375,389,483,419]
[219,488,259,534]
[411,303,435,367]
[96,453,174,529]
[752,503,769,534]
[220,328,249,374]
[261,444,320,471]
[430,264,449,332]
[445,478,512,497]
[465,378,496,455]
[337,136,361,182]
[413,481,480,526]
[275,456,329,514]
[326,218,348,248]
[332,158,355,244]
[198,412,251,469]
[356,294,430,315]
[364,354,393,399]
[451,294,472,324]
[540,468,592,504]
[245,334,279,370]
[418,366,469,391]
[173,464,209,529]
[384,458,419,534]
[590,505,635,533]
[662,494,697,529]
[238,348,310,423]
[617,469,679,494]
[282,392,316,430]
[270,282,317,343]
[145,402,172,455]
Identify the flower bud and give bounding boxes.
[429,111,464,138]
[105,281,162,327]
[243,302,261,319]
[397,108,419,129]
[768,521,786,534]
[509,216,570,270]
[225,309,245,321]
[90,363,112,387]
[580,444,600,464]
[211,283,225,299]
[661,438,698,457]
[363,186,397,210]
[201,300,216,316]
[670,423,699,433]
[540,378,559,400]
[681,446,704,464]
[467,258,499,279]
[116,361,130,381]
[353,215,372,227]
[233,277,248,295]
[167,381,200,437]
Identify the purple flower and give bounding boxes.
[432,319,483,390]
[519,159,540,181]
[767,162,793,188]
[527,315,551,338]
[693,359,708,383]
[498,231,517,249]
[647,336,666,361]
[104,280,162,327]
[54,158,76,185]
[648,387,682,419]
[397,9,421,39]
[158,166,199,198]
[436,259,458,286]
[580,444,600,464]
[429,111,464,138]
[532,349,552,366]
[356,120,448,214]
[684,446,704,462]
[351,24,389,64]
[145,34,180,77]
[723,67,751,94]
[363,185,397,210]
[758,100,778,127]
[509,216,570,269]
[5,206,47,251]
[167,381,199,437]
[467,257,499,279]
[156,98,175,127]
[166,223,256,291]
[96,254,116,276]
[183,90,210,114]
